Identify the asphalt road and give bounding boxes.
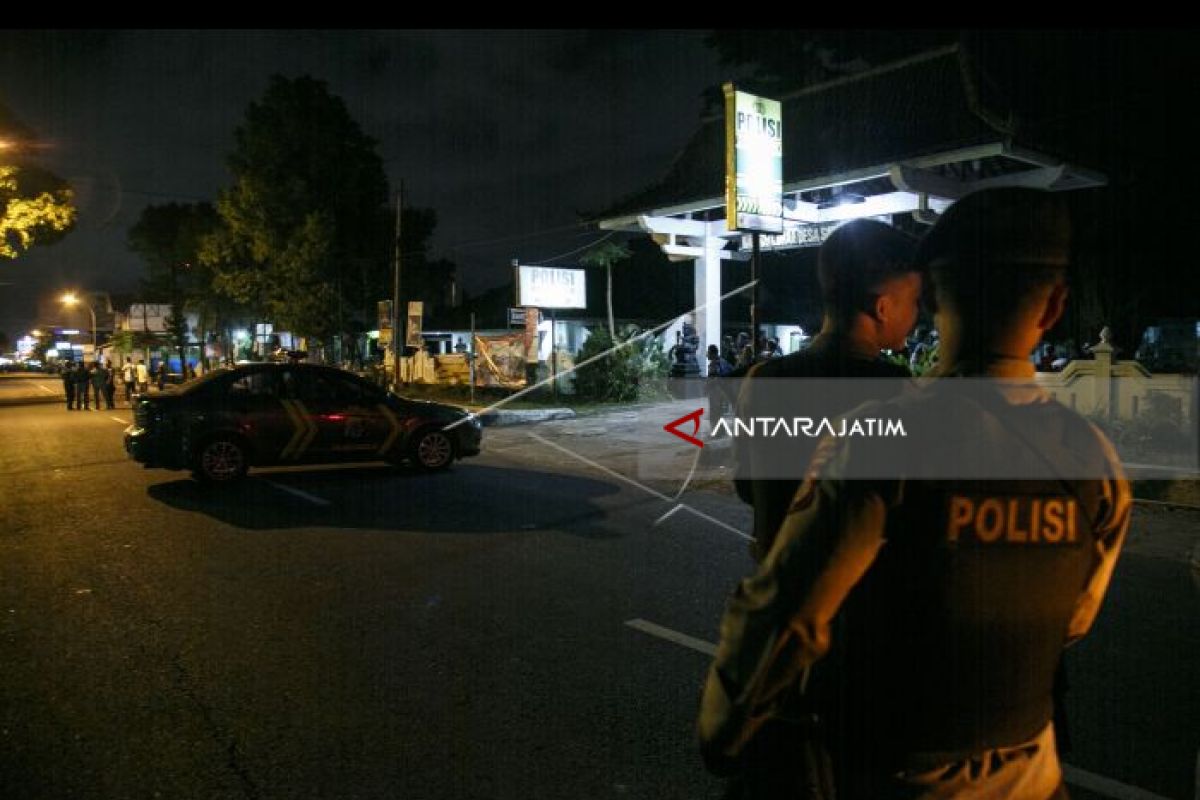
[1,401,1196,799]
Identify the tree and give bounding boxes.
[574,324,670,402]
[128,202,221,368]
[203,75,391,355]
[0,163,76,259]
[580,240,631,341]
[30,329,53,363]
[0,330,9,352]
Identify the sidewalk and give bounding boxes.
[0,374,66,407]
[0,374,141,409]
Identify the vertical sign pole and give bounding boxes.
[550,307,558,401]
[751,231,761,363]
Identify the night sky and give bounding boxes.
[3,30,1198,347]
[0,30,742,338]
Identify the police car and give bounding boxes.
[124,363,482,482]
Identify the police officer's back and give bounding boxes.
[700,188,1132,799]
[733,219,920,559]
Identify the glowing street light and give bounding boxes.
[60,292,96,349]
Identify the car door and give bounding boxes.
[297,370,392,462]
[217,368,297,466]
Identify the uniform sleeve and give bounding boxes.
[698,435,890,771]
[1065,429,1133,644]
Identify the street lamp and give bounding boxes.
[60,292,96,351]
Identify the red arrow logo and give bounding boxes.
[663,408,705,448]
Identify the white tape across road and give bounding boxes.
[263,480,331,507]
[624,618,716,657]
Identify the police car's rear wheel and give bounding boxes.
[411,428,454,471]
[194,437,248,482]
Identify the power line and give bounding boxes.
[525,230,617,266]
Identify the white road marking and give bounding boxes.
[624,618,716,657]
[36,383,57,395]
[527,432,750,541]
[1060,764,1175,800]
[110,417,130,425]
[626,619,1178,800]
[263,480,331,507]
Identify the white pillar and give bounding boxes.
[694,238,724,375]
[1092,326,1114,419]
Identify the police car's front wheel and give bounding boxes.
[193,436,249,483]
[410,428,455,471]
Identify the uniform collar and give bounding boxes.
[932,355,1036,379]
[808,332,884,363]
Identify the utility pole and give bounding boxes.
[469,312,476,404]
[391,184,403,390]
[172,262,186,372]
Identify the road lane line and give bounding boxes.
[625,619,1175,799]
[625,619,716,657]
[263,480,331,507]
[110,417,130,425]
[527,432,750,541]
[1060,764,1174,800]
[37,383,57,395]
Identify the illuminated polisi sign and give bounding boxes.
[517,266,586,310]
[724,84,783,234]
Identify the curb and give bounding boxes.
[478,408,577,427]
[0,395,66,407]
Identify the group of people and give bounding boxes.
[713,333,784,374]
[699,188,1131,799]
[59,358,174,409]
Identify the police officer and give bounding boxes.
[699,188,1131,798]
[73,361,92,410]
[61,363,76,410]
[733,219,921,561]
[91,360,109,410]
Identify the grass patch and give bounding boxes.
[1132,478,1200,506]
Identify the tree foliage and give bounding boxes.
[580,239,631,340]
[574,324,670,402]
[0,164,76,259]
[202,75,392,343]
[128,202,223,361]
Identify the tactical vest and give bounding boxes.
[737,338,909,557]
[826,390,1118,763]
